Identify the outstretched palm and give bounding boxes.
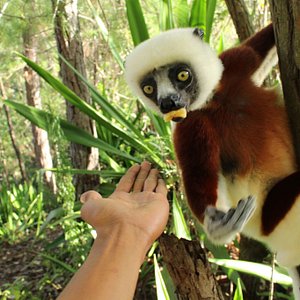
[80,162,169,247]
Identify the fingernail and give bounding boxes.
[80,193,88,203]
[80,191,102,203]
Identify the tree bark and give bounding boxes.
[224,0,254,41]
[269,1,300,166]
[0,80,27,182]
[22,3,57,194]
[52,0,99,199]
[159,234,225,300]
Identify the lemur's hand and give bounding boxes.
[204,195,256,244]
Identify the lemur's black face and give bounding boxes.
[139,63,199,121]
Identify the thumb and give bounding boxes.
[80,190,102,204]
[80,191,103,225]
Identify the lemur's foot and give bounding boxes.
[204,195,256,244]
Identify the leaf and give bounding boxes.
[38,252,76,273]
[126,0,149,46]
[233,277,244,300]
[160,0,175,31]
[172,192,191,240]
[173,0,189,27]
[58,54,142,138]
[154,255,171,300]
[160,266,177,300]
[43,167,124,178]
[5,99,140,163]
[17,54,163,165]
[209,258,293,286]
[217,33,224,54]
[39,207,64,234]
[189,0,206,31]
[205,0,217,42]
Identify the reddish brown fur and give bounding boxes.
[173,24,298,233]
[174,112,220,222]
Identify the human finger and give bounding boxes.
[80,191,103,224]
[155,178,168,197]
[114,164,141,192]
[132,161,151,192]
[143,168,159,191]
[80,190,102,203]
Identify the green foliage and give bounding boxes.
[159,0,175,30]
[233,277,244,300]
[127,0,217,42]
[126,0,149,45]
[209,258,292,286]
[0,178,44,242]
[205,0,217,42]
[154,254,171,300]
[0,0,291,299]
[0,277,36,300]
[190,0,207,30]
[172,191,191,240]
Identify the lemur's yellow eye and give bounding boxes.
[143,85,154,95]
[177,70,190,82]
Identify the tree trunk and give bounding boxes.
[22,4,57,194]
[0,80,27,182]
[224,0,254,41]
[269,1,300,166]
[52,0,99,199]
[269,0,300,290]
[159,234,225,300]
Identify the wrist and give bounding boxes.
[93,223,151,264]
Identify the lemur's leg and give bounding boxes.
[204,195,256,244]
[262,172,300,235]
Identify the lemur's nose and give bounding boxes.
[159,94,184,113]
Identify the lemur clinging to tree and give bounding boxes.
[125,24,300,298]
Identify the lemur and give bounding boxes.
[124,24,300,298]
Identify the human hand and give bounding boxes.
[80,162,169,250]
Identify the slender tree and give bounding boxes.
[0,79,27,182]
[224,0,254,41]
[23,0,57,194]
[51,0,99,199]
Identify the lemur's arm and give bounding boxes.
[174,112,220,222]
[174,112,256,243]
[243,23,275,62]
[219,24,277,84]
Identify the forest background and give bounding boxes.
[0,0,299,299]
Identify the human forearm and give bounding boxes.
[57,225,148,300]
[58,162,169,299]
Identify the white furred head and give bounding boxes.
[125,28,224,121]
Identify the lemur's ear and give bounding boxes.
[193,28,204,40]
